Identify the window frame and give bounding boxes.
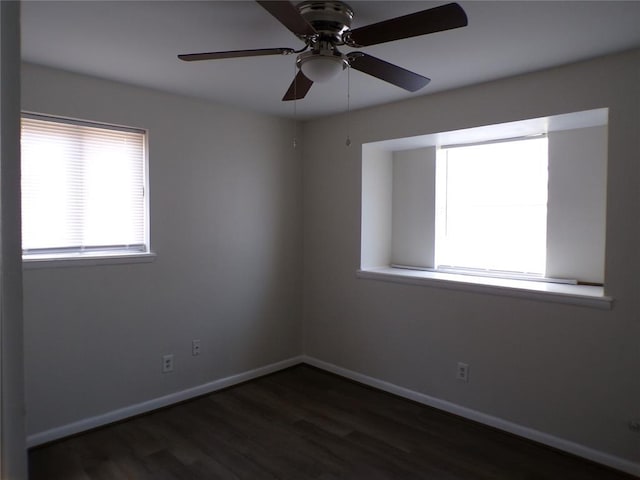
[433,135,550,279]
[20,112,154,267]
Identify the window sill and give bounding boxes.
[357,267,612,310]
[23,252,157,269]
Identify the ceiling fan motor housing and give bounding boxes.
[297,1,354,43]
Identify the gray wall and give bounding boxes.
[21,63,302,435]
[302,49,640,464]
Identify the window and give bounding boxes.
[434,137,549,278]
[360,109,609,306]
[21,113,149,261]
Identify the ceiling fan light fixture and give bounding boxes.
[298,51,347,82]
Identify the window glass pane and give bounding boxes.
[435,137,548,275]
[21,115,147,256]
[21,125,87,249]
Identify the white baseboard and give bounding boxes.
[302,355,640,478]
[26,355,304,448]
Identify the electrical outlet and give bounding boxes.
[629,420,640,433]
[192,339,201,356]
[456,362,469,382]
[162,354,174,373]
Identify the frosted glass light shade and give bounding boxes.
[300,55,345,82]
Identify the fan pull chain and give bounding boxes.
[345,65,351,147]
[293,63,298,149]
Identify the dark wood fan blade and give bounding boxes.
[348,2,467,47]
[347,53,430,92]
[282,71,313,101]
[178,48,295,62]
[256,1,316,37]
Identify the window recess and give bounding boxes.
[361,108,609,300]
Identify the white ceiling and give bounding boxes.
[21,1,640,119]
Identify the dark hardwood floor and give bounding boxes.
[29,364,636,479]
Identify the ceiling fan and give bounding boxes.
[178,1,468,101]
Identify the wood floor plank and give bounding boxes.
[29,365,636,480]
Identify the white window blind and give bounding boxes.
[21,114,147,257]
[435,137,549,276]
